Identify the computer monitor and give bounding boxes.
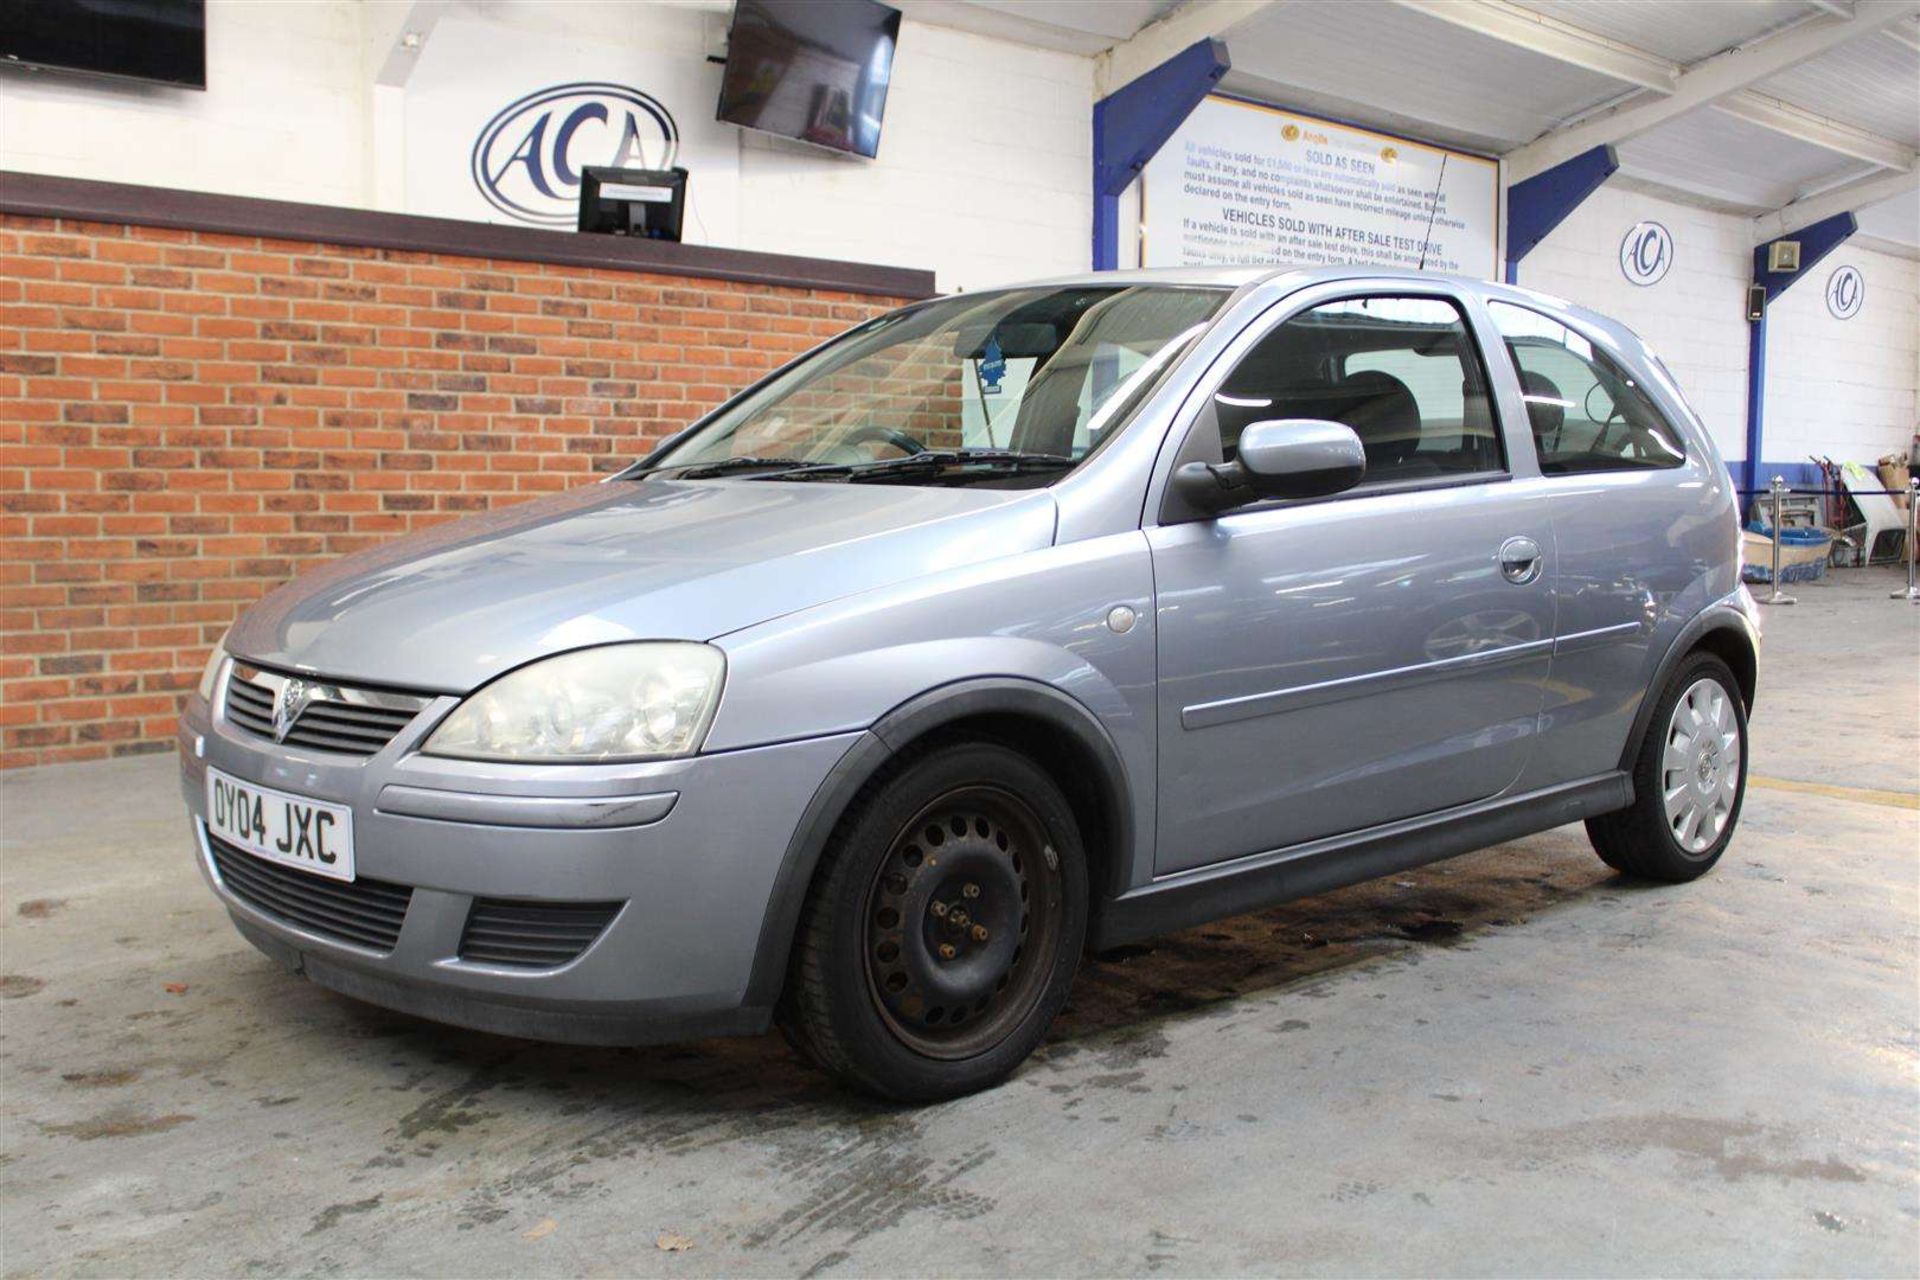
[577,167,688,241]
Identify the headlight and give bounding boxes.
[196,628,231,701]
[422,643,725,763]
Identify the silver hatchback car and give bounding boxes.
[180,266,1758,1100]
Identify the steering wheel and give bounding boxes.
[828,424,924,460]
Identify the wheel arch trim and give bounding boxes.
[1618,600,1759,773]
[742,677,1136,1008]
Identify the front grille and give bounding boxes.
[223,664,426,757]
[459,898,623,969]
[207,832,412,952]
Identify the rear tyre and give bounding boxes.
[1587,652,1748,882]
[778,741,1087,1102]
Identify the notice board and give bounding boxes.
[1140,96,1499,279]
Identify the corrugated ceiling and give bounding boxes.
[927,0,1919,248]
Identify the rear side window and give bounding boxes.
[1210,295,1503,484]
[1487,301,1686,474]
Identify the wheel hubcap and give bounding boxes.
[1661,677,1742,856]
[863,786,1062,1059]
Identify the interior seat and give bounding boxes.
[1333,370,1427,477]
[1518,369,1565,457]
[1215,368,1426,480]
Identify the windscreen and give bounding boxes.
[645,285,1228,483]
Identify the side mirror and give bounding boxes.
[1173,418,1367,513]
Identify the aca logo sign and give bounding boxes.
[470,83,679,226]
[1825,265,1864,320]
[1618,221,1673,286]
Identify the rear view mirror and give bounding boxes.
[1173,418,1367,514]
[952,322,1059,359]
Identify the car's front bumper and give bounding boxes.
[177,677,860,1045]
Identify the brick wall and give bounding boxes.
[0,214,911,768]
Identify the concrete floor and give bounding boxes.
[3,568,1916,1278]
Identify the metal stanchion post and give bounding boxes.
[1894,476,1920,603]
[1760,475,1795,606]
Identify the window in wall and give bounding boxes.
[1210,295,1503,483]
[1487,301,1686,474]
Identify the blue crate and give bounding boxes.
[1741,525,1831,584]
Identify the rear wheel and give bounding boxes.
[778,741,1086,1102]
[1587,652,1748,882]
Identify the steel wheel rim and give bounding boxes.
[1661,676,1742,856]
[862,785,1064,1060]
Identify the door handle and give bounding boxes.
[1498,536,1543,585]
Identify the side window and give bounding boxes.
[1211,295,1503,484]
[1487,301,1686,474]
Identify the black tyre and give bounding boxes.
[1587,652,1748,882]
[777,740,1087,1102]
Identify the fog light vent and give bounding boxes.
[458,898,623,969]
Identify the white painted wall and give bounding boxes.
[1518,186,1919,471]
[2,3,1911,459]
[1764,244,1919,467]
[0,0,1091,292]
[1515,187,1754,462]
[738,24,1092,292]
[0,0,366,208]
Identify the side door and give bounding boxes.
[1482,299,1715,789]
[1147,283,1555,874]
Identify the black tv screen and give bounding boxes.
[2,0,206,90]
[717,0,900,159]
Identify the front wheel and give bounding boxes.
[778,741,1087,1102]
[1587,652,1748,882]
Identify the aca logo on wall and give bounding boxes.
[1825,265,1864,320]
[471,82,679,226]
[1619,221,1673,286]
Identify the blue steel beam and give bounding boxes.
[1503,145,1617,284]
[1742,210,1857,494]
[1743,319,1769,503]
[1752,210,1857,304]
[1091,38,1231,271]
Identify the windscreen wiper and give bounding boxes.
[767,449,1079,482]
[652,456,815,480]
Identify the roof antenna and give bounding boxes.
[1416,153,1449,273]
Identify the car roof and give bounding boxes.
[959,265,1649,360]
[970,263,1512,294]
[982,266,1280,290]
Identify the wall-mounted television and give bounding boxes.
[1,0,207,90]
[716,0,900,160]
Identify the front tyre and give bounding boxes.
[1587,652,1748,882]
[778,741,1087,1102]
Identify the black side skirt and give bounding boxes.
[1090,772,1633,950]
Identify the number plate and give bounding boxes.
[205,767,355,882]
